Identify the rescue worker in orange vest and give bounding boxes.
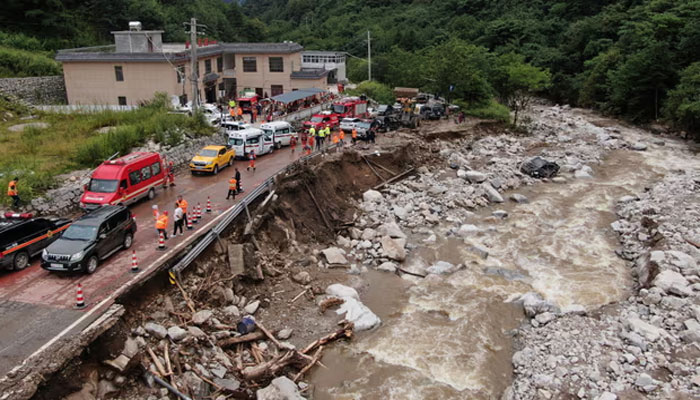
[156,211,169,240]
[338,129,345,148]
[7,177,20,208]
[290,135,297,153]
[237,107,243,121]
[351,128,358,145]
[176,195,188,223]
[167,161,176,187]
[247,150,256,172]
[307,135,314,155]
[331,132,340,152]
[226,176,237,200]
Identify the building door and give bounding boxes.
[255,87,263,97]
[224,78,236,100]
[205,83,216,104]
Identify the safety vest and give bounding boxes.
[309,136,315,146]
[7,180,17,196]
[237,107,243,116]
[176,199,188,213]
[352,129,357,138]
[332,135,339,144]
[309,127,316,136]
[229,100,236,108]
[339,131,345,140]
[156,214,168,229]
[229,178,237,189]
[318,129,326,138]
[325,127,331,136]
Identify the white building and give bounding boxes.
[301,51,347,84]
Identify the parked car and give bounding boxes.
[374,116,400,132]
[339,117,362,133]
[354,119,380,140]
[376,104,396,116]
[42,205,136,274]
[0,212,71,271]
[420,103,445,120]
[80,152,166,210]
[220,120,252,136]
[189,145,236,175]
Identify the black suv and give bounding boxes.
[0,213,71,271]
[42,205,136,274]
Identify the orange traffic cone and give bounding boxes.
[157,231,166,251]
[196,203,202,220]
[206,196,212,213]
[130,250,139,273]
[75,283,86,309]
[186,214,193,230]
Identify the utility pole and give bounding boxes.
[367,30,372,81]
[189,17,199,112]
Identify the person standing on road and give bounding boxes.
[227,176,237,200]
[7,177,20,208]
[247,150,256,171]
[290,135,297,153]
[307,135,314,155]
[234,167,242,193]
[156,211,169,240]
[339,129,345,148]
[352,128,358,145]
[173,203,184,236]
[176,195,188,223]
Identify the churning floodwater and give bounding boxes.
[310,126,696,399]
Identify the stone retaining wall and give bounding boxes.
[0,76,66,105]
[30,133,226,215]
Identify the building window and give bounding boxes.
[114,66,124,81]
[271,85,283,96]
[205,59,212,74]
[217,57,223,72]
[243,57,257,72]
[269,57,284,72]
[176,65,185,83]
[118,96,127,106]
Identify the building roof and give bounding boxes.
[221,42,303,54]
[56,41,304,63]
[290,68,331,80]
[270,88,327,104]
[302,50,346,55]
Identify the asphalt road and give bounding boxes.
[0,144,302,377]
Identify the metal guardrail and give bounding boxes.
[170,144,337,276]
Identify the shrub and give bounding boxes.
[457,98,511,123]
[346,81,395,105]
[0,46,61,77]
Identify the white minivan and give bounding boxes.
[260,121,298,149]
[221,120,252,135]
[228,128,274,159]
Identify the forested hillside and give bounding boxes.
[244,0,699,133]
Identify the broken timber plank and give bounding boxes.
[373,167,415,190]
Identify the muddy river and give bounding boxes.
[310,131,694,398]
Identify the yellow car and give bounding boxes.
[189,145,235,175]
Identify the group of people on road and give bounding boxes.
[154,195,189,240]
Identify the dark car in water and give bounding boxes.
[0,213,71,271]
[42,205,136,274]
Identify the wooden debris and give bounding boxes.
[304,183,333,231]
[397,266,427,278]
[218,331,266,347]
[362,155,387,181]
[147,346,168,378]
[293,346,323,382]
[302,323,354,355]
[319,297,344,313]
[289,289,308,304]
[254,320,284,350]
[367,158,397,176]
[373,167,415,190]
[685,236,700,249]
[241,351,297,381]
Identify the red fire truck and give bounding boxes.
[331,97,368,119]
[236,93,260,114]
[302,111,340,132]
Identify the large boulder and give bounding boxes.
[378,221,406,239]
[515,292,559,317]
[321,247,348,265]
[626,316,667,342]
[481,182,504,203]
[362,190,383,203]
[427,261,457,275]
[144,322,167,339]
[326,283,360,300]
[336,296,381,331]
[652,270,692,296]
[381,236,406,261]
[464,171,488,183]
[256,376,304,400]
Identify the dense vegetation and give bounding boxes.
[0,0,698,134]
[0,93,212,204]
[244,0,700,134]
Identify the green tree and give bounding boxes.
[664,62,700,137]
[494,53,551,125]
[347,81,394,104]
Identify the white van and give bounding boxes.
[220,119,252,135]
[227,128,274,159]
[260,121,298,148]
